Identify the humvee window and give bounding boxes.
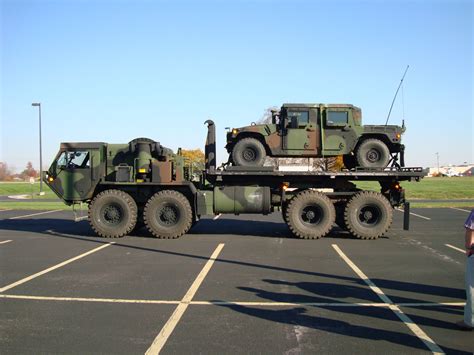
[327,111,348,126]
[288,111,309,126]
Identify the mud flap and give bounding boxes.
[400,145,405,167]
[403,202,410,230]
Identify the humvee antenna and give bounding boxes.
[385,65,409,126]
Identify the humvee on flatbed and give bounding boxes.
[226,103,405,169]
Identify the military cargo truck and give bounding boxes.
[226,104,405,169]
[44,121,425,240]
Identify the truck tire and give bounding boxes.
[232,137,266,167]
[334,201,348,230]
[356,139,390,169]
[344,191,393,239]
[286,191,335,239]
[88,189,138,238]
[144,190,193,239]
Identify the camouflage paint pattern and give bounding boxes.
[44,139,186,204]
[213,186,271,214]
[226,103,405,158]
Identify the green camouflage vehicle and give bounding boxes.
[44,122,424,240]
[226,104,406,169]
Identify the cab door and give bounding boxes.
[49,149,99,201]
[321,108,357,155]
[282,109,317,153]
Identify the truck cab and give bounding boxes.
[226,103,405,169]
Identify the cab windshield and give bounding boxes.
[57,151,90,169]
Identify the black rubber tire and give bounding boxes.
[344,191,393,240]
[282,202,289,224]
[285,191,335,239]
[356,139,390,169]
[334,201,348,230]
[143,190,193,239]
[343,155,357,170]
[88,189,138,238]
[232,137,266,167]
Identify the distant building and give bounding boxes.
[427,164,474,177]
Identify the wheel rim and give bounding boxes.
[300,205,323,225]
[366,149,380,163]
[156,203,180,227]
[358,205,381,227]
[101,203,124,226]
[242,147,256,162]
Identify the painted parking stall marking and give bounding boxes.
[445,244,465,254]
[0,240,12,245]
[8,209,63,220]
[0,242,115,293]
[145,243,225,355]
[395,208,431,220]
[332,244,444,354]
[0,294,464,308]
[449,207,471,213]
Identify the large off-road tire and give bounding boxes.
[232,137,266,167]
[88,189,138,238]
[344,191,393,240]
[355,139,390,169]
[144,190,193,239]
[286,191,335,239]
[343,155,357,170]
[334,201,348,230]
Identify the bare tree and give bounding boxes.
[257,106,279,124]
[0,162,12,181]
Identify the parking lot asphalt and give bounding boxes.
[0,207,473,354]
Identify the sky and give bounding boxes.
[1,0,472,172]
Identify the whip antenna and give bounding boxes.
[385,65,409,126]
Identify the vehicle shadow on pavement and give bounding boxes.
[0,217,360,240]
[190,218,360,239]
[238,279,464,323]
[212,279,470,354]
[212,301,470,354]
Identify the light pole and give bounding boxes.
[435,152,440,174]
[31,102,43,195]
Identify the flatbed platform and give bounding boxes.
[205,167,428,186]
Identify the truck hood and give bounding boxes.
[363,125,406,134]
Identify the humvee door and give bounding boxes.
[321,108,357,155]
[282,108,318,154]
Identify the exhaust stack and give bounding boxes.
[204,120,216,172]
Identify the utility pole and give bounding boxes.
[31,102,44,195]
[435,152,440,174]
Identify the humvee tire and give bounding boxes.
[232,137,266,167]
[344,191,393,239]
[144,190,193,239]
[356,138,390,169]
[89,189,138,238]
[286,191,335,239]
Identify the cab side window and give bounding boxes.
[327,111,348,126]
[287,111,309,127]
